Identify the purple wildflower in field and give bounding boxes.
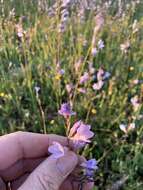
[98,39,104,50]
[78,88,86,94]
[80,72,89,84]
[48,142,68,159]
[97,68,104,81]
[58,0,70,33]
[58,103,76,118]
[103,71,111,80]
[69,121,94,145]
[61,9,69,22]
[81,159,98,177]
[15,24,26,39]
[58,23,66,33]
[92,67,111,91]
[96,68,111,81]
[56,63,65,77]
[58,69,65,75]
[93,80,104,90]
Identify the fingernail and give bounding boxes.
[56,151,78,176]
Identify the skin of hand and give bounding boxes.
[0,132,94,190]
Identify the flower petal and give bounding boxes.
[48,142,65,159]
[119,124,127,133]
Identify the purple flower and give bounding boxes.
[81,159,98,170]
[58,69,65,75]
[80,72,89,84]
[58,103,76,118]
[16,24,24,38]
[97,68,104,81]
[48,142,68,159]
[103,72,111,80]
[69,121,94,148]
[96,68,111,81]
[93,80,104,90]
[78,88,86,94]
[98,39,104,50]
[56,62,65,76]
[81,159,98,177]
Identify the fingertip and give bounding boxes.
[63,150,79,168]
[56,151,78,177]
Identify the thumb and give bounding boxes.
[18,151,78,190]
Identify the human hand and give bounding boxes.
[0,132,93,190]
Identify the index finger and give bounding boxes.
[0,132,69,170]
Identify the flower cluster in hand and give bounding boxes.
[58,103,94,147]
[48,102,97,181]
